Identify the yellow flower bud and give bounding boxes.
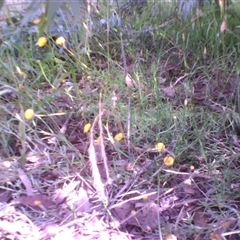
[163,155,175,166]
[55,36,66,46]
[155,142,165,152]
[24,109,35,120]
[83,123,91,133]
[114,133,124,141]
[36,36,47,47]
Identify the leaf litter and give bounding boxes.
[1,99,239,239]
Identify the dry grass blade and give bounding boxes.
[98,92,111,184]
[17,168,33,196]
[88,113,107,203]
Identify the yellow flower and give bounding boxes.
[24,109,35,120]
[190,165,195,171]
[163,155,174,166]
[131,210,136,216]
[55,36,66,46]
[83,123,91,133]
[155,142,165,152]
[114,133,124,141]
[36,36,47,47]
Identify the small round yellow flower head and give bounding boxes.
[155,142,165,152]
[24,109,35,120]
[36,36,47,47]
[84,123,91,133]
[190,165,195,171]
[55,36,66,46]
[166,234,177,240]
[131,210,136,216]
[163,155,174,166]
[114,133,124,141]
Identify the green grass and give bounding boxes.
[1,1,240,239]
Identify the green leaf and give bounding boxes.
[0,0,4,10]
[68,0,85,24]
[20,0,65,32]
[20,0,42,27]
[45,0,64,28]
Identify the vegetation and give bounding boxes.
[0,1,240,239]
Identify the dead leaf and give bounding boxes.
[0,189,12,203]
[65,187,91,213]
[112,201,134,223]
[193,208,208,228]
[182,179,196,195]
[43,224,60,237]
[26,151,43,163]
[53,181,91,213]
[196,8,204,17]
[18,168,33,196]
[125,73,136,88]
[15,194,56,210]
[220,20,227,33]
[85,216,106,232]
[111,159,128,172]
[129,201,163,230]
[54,180,80,204]
[210,232,223,240]
[0,160,18,183]
[0,220,38,237]
[161,86,175,98]
[113,200,163,231]
[140,82,150,93]
[211,218,235,240]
